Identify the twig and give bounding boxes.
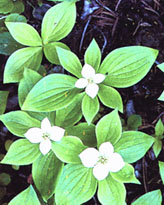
[112,17,119,37]
[95,0,117,17]
[115,0,122,11]
[94,25,107,54]
[152,112,164,124]
[142,157,148,193]
[79,15,92,52]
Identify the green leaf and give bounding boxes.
[82,95,99,125]
[9,185,40,205]
[132,189,162,205]
[115,131,154,163]
[111,163,140,184]
[0,0,13,14]
[98,174,126,205]
[55,94,83,127]
[158,91,164,101]
[27,111,55,123]
[0,111,40,137]
[55,164,97,205]
[100,46,158,88]
[158,161,164,184]
[0,91,9,115]
[22,74,80,112]
[6,22,42,46]
[18,68,43,107]
[66,123,96,147]
[96,109,122,147]
[84,39,101,72]
[0,173,11,186]
[41,2,76,44]
[4,47,42,83]
[153,138,162,158]
[5,13,27,23]
[127,114,142,130]
[32,151,63,202]
[1,139,40,165]
[98,84,123,112]
[10,0,24,14]
[155,119,164,137]
[157,62,164,72]
[0,32,23,56]
[44,42,70,65]
[56,47,82,78]
[52,136,87,164]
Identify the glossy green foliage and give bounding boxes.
[66,123,96,147]
[159,161,164,184]
[153,119,164,157]
[53,110,154,205]
[98,174,126,205]
[0,111,40,137]
[111,163,140,184]
[0,0,24,14]
[18,68,43,107]
[115,131,154,163]
[56,40,124,123]
[55,164,97,205]
[4,47,43,83]
[100,46,158,88]
[5,13,27,23]
[41,2,76,44]
[1,139,40,165]
[6,22,42,46]
[55,94,83,127]
[9,186,40,205]
[4,1,76,83]
[96,109,122,146]
[0,32,23,55]
[132,189,162,205]
[0,91,9,115]
[22,74,80,112]
[32,151,63,202]
[127,114,142,130]
[158,91,164,101]
[157,62,164,72]
[52,136,87,164]
[0,173,11,186]
[82,95,99,125]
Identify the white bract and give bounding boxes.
[79,142,125,180]
[75,64,106,99]
[24,118,65,155]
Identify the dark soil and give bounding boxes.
[0,0,164,204]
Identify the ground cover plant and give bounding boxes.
[0,0,164,204]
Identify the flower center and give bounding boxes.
[42,132,50,140]
[98,156,108,165]
[88,78,94,84]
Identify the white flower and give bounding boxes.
[24,118,65,155]
[75,64,106,99]
[79,142,125,180]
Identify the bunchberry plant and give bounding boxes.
[21,38,158,124]
[3,1,76,83]
[0,1,161,204]
[52,110,154,204]
[157,63,164,101]
[152,119,164,157]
